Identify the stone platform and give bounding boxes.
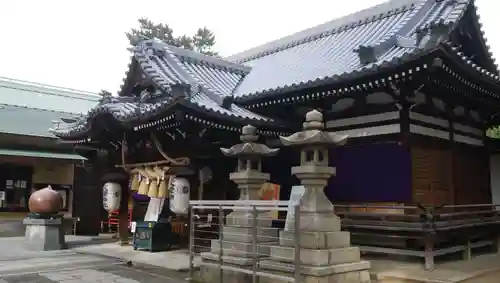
[370,253,500,283]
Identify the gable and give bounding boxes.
[450,1,498,74]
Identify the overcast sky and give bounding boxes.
[0,0,496,94]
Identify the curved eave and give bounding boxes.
[237,48,440,109]
[52,112,130,140]
[130,99,291,135]
[234,48,437,106]
[179,100,288,129]
[55,98,290,140]
[440,43,500,96]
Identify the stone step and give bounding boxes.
[211,239,277,257]
[259,259,371,277]
[223,226,279,243]
[270,245,361,266]
[258,268,371,283]
[279,230,350,249]
[198,256,255,283]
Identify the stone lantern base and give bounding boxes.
[23,215,66,251]
[257,229,371,283]
[199,213,279,283]
[255,215,371,283]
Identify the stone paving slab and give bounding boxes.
[371,253,500,283]
[0,235,114,264]
[75,243,201,271]
[1,265,186,283]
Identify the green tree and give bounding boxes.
[487,126,500,139]
[126,18,218,56]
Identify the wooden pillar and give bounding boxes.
[447,104,456,205]
[118,179,130,245]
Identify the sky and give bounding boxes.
[0,0,496,94]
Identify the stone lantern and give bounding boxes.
[200,125,280,283]
[279,109,347,229]
[258,110,371,283]
[220,124,280,227]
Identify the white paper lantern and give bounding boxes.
[169,177,190,214]
[103,182,122,212]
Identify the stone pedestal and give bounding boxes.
[200,125,280,283]
[23,217,66,251]
[258,109,371,283]
[257,170,371,283]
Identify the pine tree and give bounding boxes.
[125,18,218,56]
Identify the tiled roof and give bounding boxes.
[132,41,250,100]
[0,104,81,138]
[0,77,99,114]
[53,0,498,139]
[52,41,273,138]
[0,77,98,137]
[226,0,475,99]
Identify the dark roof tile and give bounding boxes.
[227,0,472,98]
[54,0,497,139]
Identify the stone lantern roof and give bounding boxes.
[221,124,280,157]
[279,109,348,147]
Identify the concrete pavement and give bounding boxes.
[0,234,187,283]
[74,243,201,271]
[0,264,187,283]
[1,230,500,283]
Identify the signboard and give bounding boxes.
[259,182,280,219]
[0,191,5,201]
[284,185,305,231]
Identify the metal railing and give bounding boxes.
[188,200,302,283]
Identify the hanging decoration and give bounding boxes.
[118,132,190,200]
[103,182,122,212]
[169,177,190,215]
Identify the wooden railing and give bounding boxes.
[334,204,500,270]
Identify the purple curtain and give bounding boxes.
[325,143,411,203]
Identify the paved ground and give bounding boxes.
[0,247,187,283]
[1,220,500,283]
[0,256,187,283]
[0,220,25,238]
[75,243,199,271]
[0,230,187,283]
[370,252,500,282]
